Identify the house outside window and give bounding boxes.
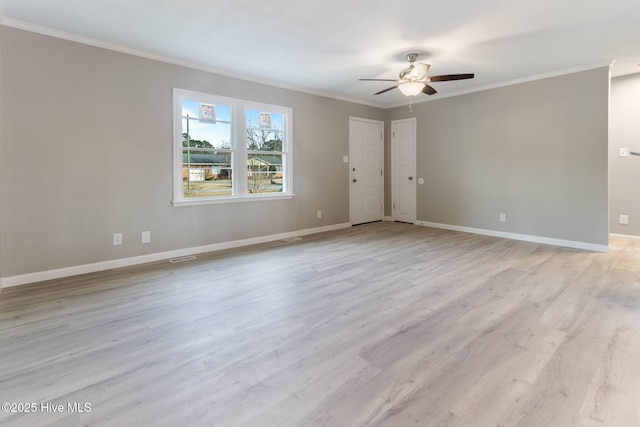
[173,89,293,205]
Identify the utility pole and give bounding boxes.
[186,114,191,192]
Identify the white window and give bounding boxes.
[173,88,293,206]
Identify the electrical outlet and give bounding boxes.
[499,213,506,222]
[620,214,629,225]
[113,233,122,245]
[141,231,151,244]
[317,210,322,219]
[620,147,629,158]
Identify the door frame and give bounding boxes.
[349,116,384,225]
[391,118,417,223]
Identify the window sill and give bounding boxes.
[172,193,295,207]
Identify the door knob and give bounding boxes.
[408,176,413,181]
[353,178,358,183]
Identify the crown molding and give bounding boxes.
[386,61,613,109]
[0,18,384,109]
[0,17,614,111]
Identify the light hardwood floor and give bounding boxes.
[1,222,640,426]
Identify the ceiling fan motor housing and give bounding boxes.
[400,63,431,81]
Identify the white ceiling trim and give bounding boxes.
[0,17,617,112]
[0,17,385,109]
[386,61,614,109]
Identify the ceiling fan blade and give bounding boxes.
[422,84,437,95]
[359,78,398,82]
[374,85,398,95]
[428,73,475,82]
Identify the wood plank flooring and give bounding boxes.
[1,222,640,426]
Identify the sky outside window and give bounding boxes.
[182,100,232,149]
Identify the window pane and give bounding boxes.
[246,110,283,151]
[183,150,232,197]
[247,154,283,194]
[182,101,232,149]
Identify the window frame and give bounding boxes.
[172,88,293,206]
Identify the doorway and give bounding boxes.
[391,118,416,223]
[349,117,383,225]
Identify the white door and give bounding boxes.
[392,118,416,223]
[350,117,383,225]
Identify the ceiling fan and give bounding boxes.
[359,53,474,100]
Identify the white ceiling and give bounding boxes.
[2,0,640,108]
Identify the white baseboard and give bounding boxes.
[415,220,609,253]
[1,223,352,288]
[610,233,640,243]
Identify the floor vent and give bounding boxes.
[283,236,302,242]
[169,255,197,263]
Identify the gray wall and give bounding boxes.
[0,25,613,281]
[0,27,383,278]
[386,67,610,246]
[610,74,640,237]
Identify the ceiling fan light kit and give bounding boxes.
[398,81,426,97]
[359,53,475,109]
